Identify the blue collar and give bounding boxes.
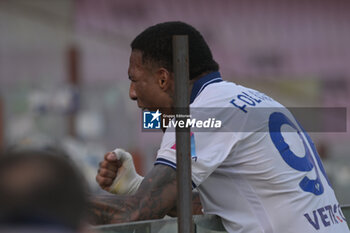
[190,71,222,103]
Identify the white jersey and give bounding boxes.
[155,72,349,233]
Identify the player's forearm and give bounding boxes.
[166,191,203,217]
[192,191,203,215]
[88,195,141,225]
[89,194,171,225]
[89,165,178,225]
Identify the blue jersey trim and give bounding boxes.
[190,71,223,104]
[192,181,197,189]
[154,158,197,189]
[155,158,177,170]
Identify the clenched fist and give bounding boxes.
[96,148,143,195]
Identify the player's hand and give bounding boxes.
[96,151,122,192]
[96,148,144,195]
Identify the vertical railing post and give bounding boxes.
[173,35,193,233]
[0,95,3,151]
[67,46,80,138]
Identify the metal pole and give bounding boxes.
[0,95,3,151]
[67,46,80,138]
[173,35,193,233]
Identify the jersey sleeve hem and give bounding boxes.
[154,158,197,189]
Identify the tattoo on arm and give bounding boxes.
[166,191,203,217]
[88,195,139,224]
[89,165,178,225]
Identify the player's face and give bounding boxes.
[128,50,173,113]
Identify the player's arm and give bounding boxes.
[89,164,177,225]
[192,192,203,215]
[167,191,203,217]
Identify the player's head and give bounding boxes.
[0,149,88,231]
[131,21,219,80]
[128,21,218,112]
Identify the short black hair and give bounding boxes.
[0,149,88,230]
[131,21,219,80]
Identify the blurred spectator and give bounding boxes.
[0,148,90,233]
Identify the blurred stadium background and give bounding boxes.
[0,0,349,204]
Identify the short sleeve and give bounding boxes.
[155,130,177,170]
[155,130,238,188]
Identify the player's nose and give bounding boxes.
[129,82,137,101]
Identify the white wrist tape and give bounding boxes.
[109,148,144,195]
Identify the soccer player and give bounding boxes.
[92,21,350,233]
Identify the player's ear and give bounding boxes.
[157,68,173,91]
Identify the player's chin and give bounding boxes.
[140,106,153,112]
[138,104,148,111]
[139,105,159,112]
[137,104,146,110]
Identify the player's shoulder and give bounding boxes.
[190,81,238,107]
[191,80,282,109]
